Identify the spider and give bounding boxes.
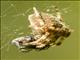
[11,7,72,52]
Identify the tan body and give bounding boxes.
[12,7,72,50]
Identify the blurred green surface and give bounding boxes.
[1,1,80,60]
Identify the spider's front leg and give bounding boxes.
[23,32,49,48]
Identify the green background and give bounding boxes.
[1,1,80,60]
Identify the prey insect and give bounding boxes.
[11,7,72,52]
